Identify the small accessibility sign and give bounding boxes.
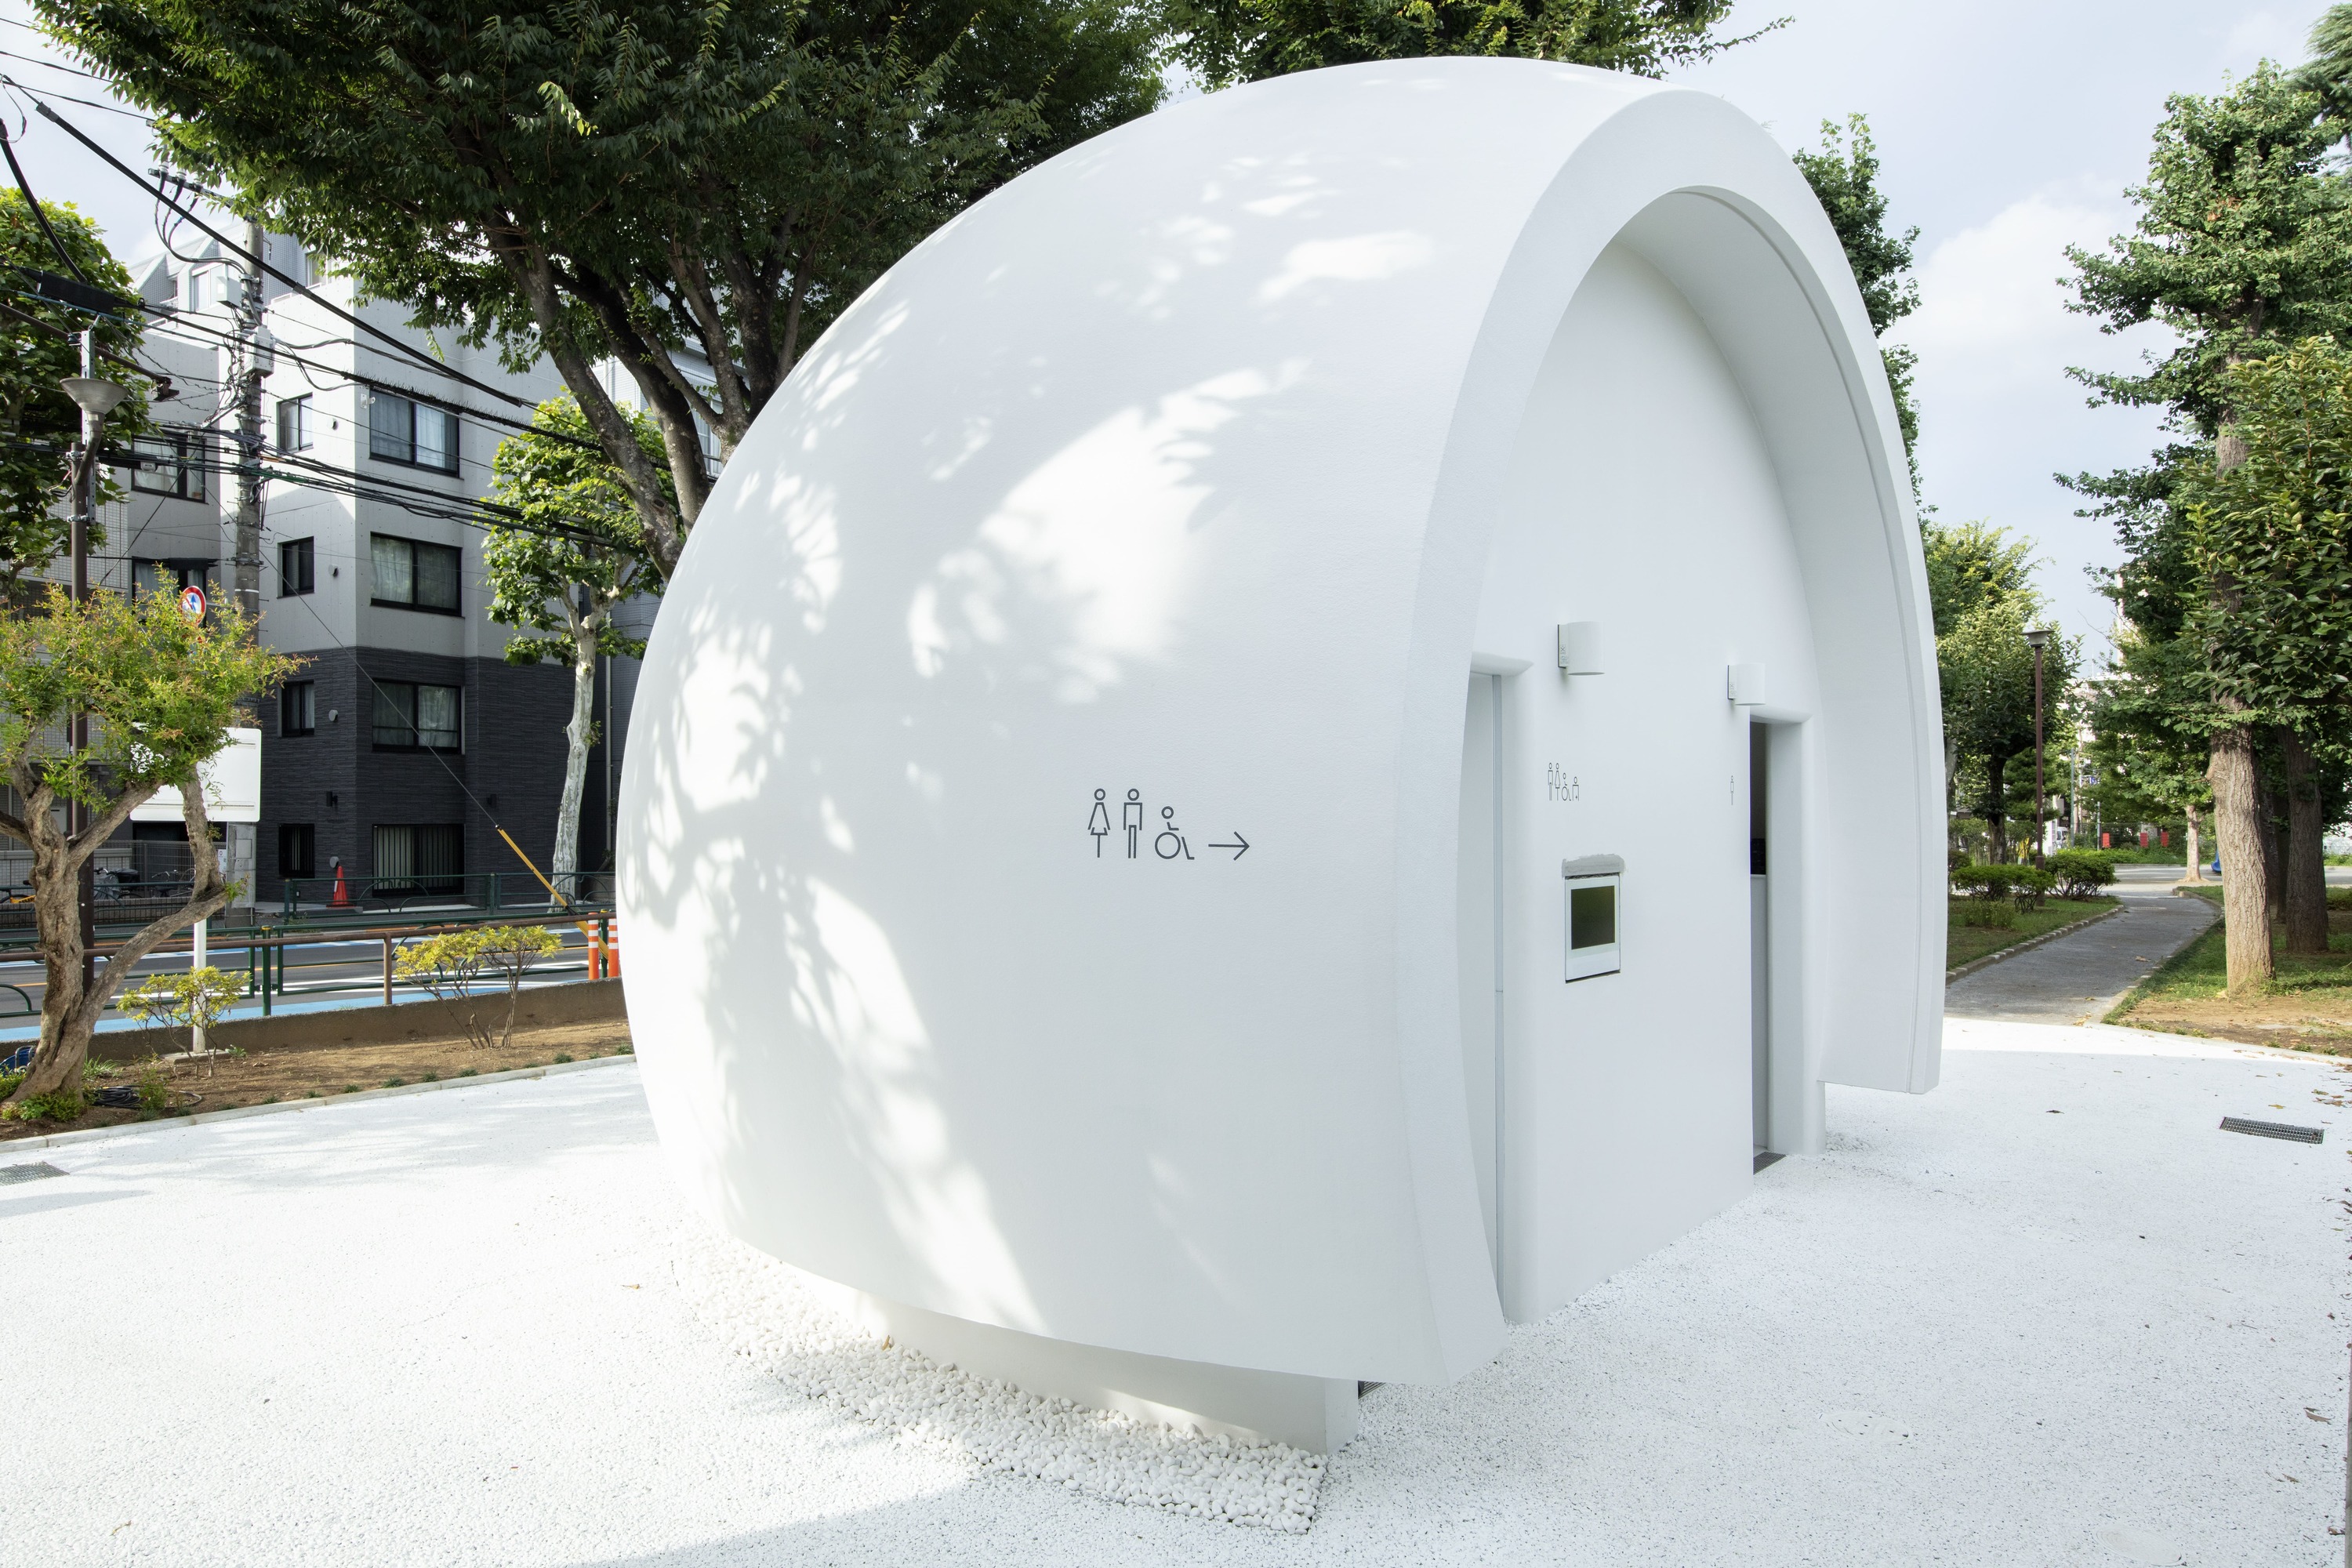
[1087,788,1249,862]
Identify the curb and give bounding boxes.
[1945,902,2126,983]
[2,1053,638,1153]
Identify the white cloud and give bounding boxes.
[1896,188,2150,399]
[1890,190,2173,655]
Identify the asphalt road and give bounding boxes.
[1945,864,2219,1025]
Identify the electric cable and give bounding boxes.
[20,88,543,415]
[0,115,85,281]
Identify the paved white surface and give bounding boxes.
[3,1025,2345,1566]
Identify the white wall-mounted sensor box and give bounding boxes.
[1556,622,1603,674]
[1726,662,1766,706]
[1562,853,1624,982]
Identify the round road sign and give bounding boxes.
[177,584,208,619]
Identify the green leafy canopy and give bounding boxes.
[0,191,151,595]
[45,0,1169,577]
[481,397,663,668]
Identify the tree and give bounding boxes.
[1922,519,2050,858]
[482,398,663,896]
[0,191,151,600]
[46,0,1167,579]
[1922,517,2036,638]
[0,589,296,1114]
[1165,0,1780,85]
[2178,341,2352,966]
[1793,114,1922,488]
[2067,65,2352,992]
[2087,622,2213,877]
[1936,590,2076,865]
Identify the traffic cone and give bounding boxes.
[331,862,352,909]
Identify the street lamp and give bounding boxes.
[2024,626,2053,866]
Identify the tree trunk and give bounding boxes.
[2181,803,2204,884]
[1983,747,2013,863]
[2284,728,2330,955]
[5,779,228,1107]
[2262,760,2287,921]
[551,615,599,903]
[2209,717,2274,993]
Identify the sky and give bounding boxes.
[2,0,2340,659]
[1677,0,2340,659]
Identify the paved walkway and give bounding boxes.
[1947,866,2220,1025]
[3,1025,2344,1566]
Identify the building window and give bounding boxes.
[369,533,461,614]
[125,434,205,501]
[366,391,458,473]
[278,536,316,597]
[280,680,316,736]
[278,823,316,880]
[372,823,463,894]
[371,680,461,750]
[132,560,218,601]
[276,395,313,452]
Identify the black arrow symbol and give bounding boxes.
[1207,833,1250,859]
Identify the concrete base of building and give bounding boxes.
[806,1277,1360,1454]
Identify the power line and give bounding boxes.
[20,88,539,414]
[0,118,88,282]
[0,64,151,122]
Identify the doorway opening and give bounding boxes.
[1749,720,1782,1173]
[1458,673,1504,1286]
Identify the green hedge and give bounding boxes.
[2048,849,2120,899]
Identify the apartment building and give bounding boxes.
[90,238,644,908]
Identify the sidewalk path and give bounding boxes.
[1947,866,2218,1025]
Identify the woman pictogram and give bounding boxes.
[1087,789,1112,857]
[1154,806,1193,860]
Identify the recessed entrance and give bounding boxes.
[1458,673,1504,1285]
[1750,720,1773,1167]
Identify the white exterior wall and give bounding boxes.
[621,60,1944,1391]
[1475,242,1822,1319]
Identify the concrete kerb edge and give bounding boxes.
[3,1052,639,1153]
[1944,902,2127,984]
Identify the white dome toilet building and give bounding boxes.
[620,60,1945,1454]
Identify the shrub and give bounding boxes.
[134,1059,171,1116]
[2009,865,2056,911]
[0,1069,21,1099]
[397,925,565,1050]
[2049,849,2120,899]
[0,1090,83,1123]
[119,967,245,1068]
[1950,864,2015,900]
[1957,900,2018,930]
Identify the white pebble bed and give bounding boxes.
[672,1227,1326,1530]
[2,1016,2343,1566]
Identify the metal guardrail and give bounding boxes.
[0,916,619,1033]
[279,870,614,920]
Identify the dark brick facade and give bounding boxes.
[259,644,576,900]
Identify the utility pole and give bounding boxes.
[62,336,127,990]
[230,218,266,623]
[2024,626,2053,866]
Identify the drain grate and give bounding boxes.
[2220,1116,2324,1144]
[0,1161,66,1185]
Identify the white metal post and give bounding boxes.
[191,915,208,1054]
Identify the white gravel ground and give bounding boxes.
[2,1018,2345,1567]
